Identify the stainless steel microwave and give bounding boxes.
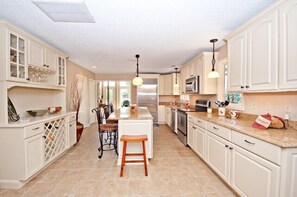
[186,76,199,94]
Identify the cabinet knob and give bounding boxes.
[42,136,46,139]
[229,147,233,150]
[213,126,219,130]
[225,145,229,148]
[245,85,249,88]
[43,64,46,67]
[240,86,244,89]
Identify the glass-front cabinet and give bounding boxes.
[9,31,27,81]
[58,56,66,86]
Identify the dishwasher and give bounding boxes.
[171,108,177,134]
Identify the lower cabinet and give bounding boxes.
[188,122,206,159]
[68,120,77,148]
[231,144,280,197]
[24,133,44,179]
[206,132,231,183]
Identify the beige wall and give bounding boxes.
[199,44,297,120]
[95,73,137,104]
[66,59,95,111]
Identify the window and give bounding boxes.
[97,81,131,109]
[223,63,244,111]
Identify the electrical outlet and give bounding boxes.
[284,113,290,120]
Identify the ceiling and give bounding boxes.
[0,0,276,74]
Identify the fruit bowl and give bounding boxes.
[26,109,48,117]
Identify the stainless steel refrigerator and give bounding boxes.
[137,78,158,124]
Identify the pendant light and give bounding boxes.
[207,39,220,78]
[174,67,179,87]
[132,54,143,86]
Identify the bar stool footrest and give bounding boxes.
[126,153,144,156]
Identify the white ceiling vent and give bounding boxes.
[32,0,95,23]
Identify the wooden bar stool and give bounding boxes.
[120,135,148,177]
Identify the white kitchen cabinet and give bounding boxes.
[279,0,297,90]
[57,56,66,86]
[165,106,172,127]
[246,10,278,91]
[187,122,196,150]
[206,131,231,183]
[179,67,186,94]
[231,144,280,197]
[158,75,165,95]
[24,133,44,179]
[158,105,165,124]
[68,114,77,147]
[8,31,27,82]
[28,39,44,68]
[227,30,247,92]
[45,48,57,71]
[164,74,173,95]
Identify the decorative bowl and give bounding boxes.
[48,106,62,114]
[26,109,48,117]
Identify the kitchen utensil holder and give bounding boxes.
[218,107,226,117]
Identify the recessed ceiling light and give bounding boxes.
[32,0,95,23]
[92,66,96,68]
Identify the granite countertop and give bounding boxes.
[109,107,153,120]
[188,112,297,148]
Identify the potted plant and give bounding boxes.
[69,78,84,142]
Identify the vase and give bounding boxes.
[218,107,226,117]
[76,122,84,142]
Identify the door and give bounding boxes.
[76,74,89,127]
[24,133,44,179]
[247,11,278,91]
[187,122,196,149]
[68,122,77,147]
[206,132,230,183]
[89,79,96,124]
[231,144,280,197]
[45,48,56,71]
[28,39,44,68]
[279,0,297,89]
[227,30,247,92]
[158,75,165,95]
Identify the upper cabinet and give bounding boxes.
[28,39,57,72]
[181,52,217,95]
[0,21,67,88]
[8,31,27,82]
[159,73,179,95]
[279,0,297,89]
[226,0,297,92]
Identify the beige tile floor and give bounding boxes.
[0,124,238,197]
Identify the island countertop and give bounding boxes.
[108,107,153,120]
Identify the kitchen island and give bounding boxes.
[108,107,153,165]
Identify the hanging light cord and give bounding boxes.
[175,67,178,84]
[210,39,218,72]
[136,54,140,77]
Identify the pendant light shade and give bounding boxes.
[132,54,143,86]
[208,39,219,79]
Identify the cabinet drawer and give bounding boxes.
[69,114,76,122]
[207,122,231,141]
[231,131,281,165]
[188,115,196,124]
[24,123,44,139]
[195,117,207,129]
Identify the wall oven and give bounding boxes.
[186,76,199,94]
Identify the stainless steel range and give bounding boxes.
[177,100,210,146]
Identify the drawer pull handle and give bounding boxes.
[32,127,40,130]
[213,126,219,130]
[244,140,255,145]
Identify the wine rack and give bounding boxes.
[44,118,67,164]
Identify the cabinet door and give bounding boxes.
[206,132,230,183]
[24,133,44,179]
[68,122,77,147]
[164,74,173,95]
[158,75,165,95]
[187,123,196,150]
[195,127,206,159]
[8,31,27,81]
[227,30,247,92]
[180,68,186,94]
[231,144,280,197]
[28,40,44,68]
[279,0,297,89]
[157,105,165,124]
[58,56,66,86]
[45,48,57,71]
[165,107,170,126]
[247,11,278,91]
